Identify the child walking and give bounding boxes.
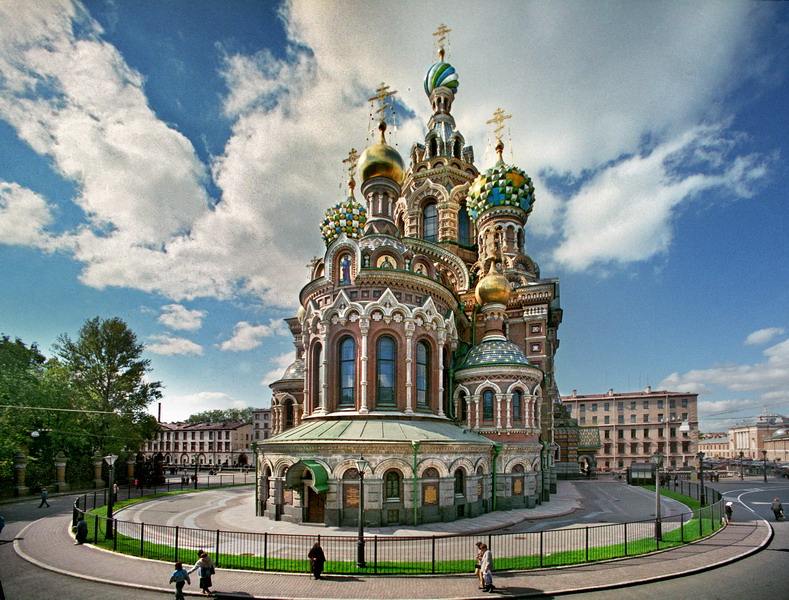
[169,562,190,600]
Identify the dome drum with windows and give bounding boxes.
[321,198,367,246]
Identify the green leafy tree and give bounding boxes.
[52,317,163,455]
[186,407,255,424]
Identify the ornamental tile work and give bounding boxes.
[321,198,367,245]
[456,339,533,369]
[467,162,536,220]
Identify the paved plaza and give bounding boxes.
[4,479,773,599]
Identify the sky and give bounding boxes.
[0,1,787,432]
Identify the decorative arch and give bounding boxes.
[417,459,449,478]
[448,457,476,476]
[371,457,413,479]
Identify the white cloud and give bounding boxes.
[262,351,296,387]
[156,391,249,422]
[0,181,59,248]
[744,327,786,346]
[147,335,203,356]
[660,339,789,394]
[0,0,780,306]
[220,320,286,352]
[158,304,206,331]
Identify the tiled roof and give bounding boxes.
[455,339,532,370]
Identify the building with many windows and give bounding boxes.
[143,421,254,467]
[728,413,788,460]
[561,388,699,470]
[252,408,272,441]
[255,35,577,527]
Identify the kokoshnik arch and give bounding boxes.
[256,33,579,527]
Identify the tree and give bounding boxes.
[186,407,255,424]
[52,317,163,455]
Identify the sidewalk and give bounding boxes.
[13,496,772,599]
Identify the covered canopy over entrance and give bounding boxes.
[285,460,329,493]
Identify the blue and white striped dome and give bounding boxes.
[424,62,459,96]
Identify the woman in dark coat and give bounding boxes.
[308,542,326,579]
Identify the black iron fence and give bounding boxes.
[74,482,724,575]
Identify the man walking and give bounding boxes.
[770,498,783,521]
[37,488,50,508]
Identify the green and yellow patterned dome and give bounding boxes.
[320,192,367,246]
[467,142,535,221]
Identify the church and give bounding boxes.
[256,31,573,526]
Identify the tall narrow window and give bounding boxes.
[311,343,322,411]
[284,399,294,429]
[416,341,430,408]
[483,390,494,421]
[385,471,401,500]
[458,205,470,245]
[423,202,438,242]
[454,469,465,496]
[512,390,522,422]
[338,336,355,407]
[376,336,396,408]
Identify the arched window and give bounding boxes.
[311,343,322,411]
[459,391,467,422]
[453,139,461,159]
[385,470,402,500]
[423,202,438,242]
[338,336,355,407]
[284,399,294,429]
[512,390,522,423]
[454,469,465,496]
[423,467,439,478]
[376,336,396,408]
[416,340,430,408]
[458,205,470,245]
[429,137,438,157]
[483,389,494,421]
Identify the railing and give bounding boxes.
[73,481,723,575]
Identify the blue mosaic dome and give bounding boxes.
[455,339,531,371]
[280,359,304,381]
[467,161,535,221]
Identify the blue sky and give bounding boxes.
[0,1,787,431]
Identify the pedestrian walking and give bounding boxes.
[480,543,495,592]
[724,501,733,524]
[37,488,50,508]
[188,550,215,595]
[473,541,485,589]
[308,541,326,579]
[169,561,191,600]
[74,515,88,545]
[770,498,783,521]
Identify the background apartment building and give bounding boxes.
[143,421,253,467]
[251,408,272,441]
[561,387,699,470]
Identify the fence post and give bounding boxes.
[93,514,99,544]
[585,526,589,562]
[680,513,684,543]
[431,536,436,574]
[215,529,220,567]
[699,507,703,537]
[623,522,627,556]
[140,522,145,556]
[113,525,118,551]
[263,532,268,571]
[374,535,378,575]
[539,530,544,567]
[174,526,179,562]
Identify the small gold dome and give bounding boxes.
[358,121,405,185]
[475,269,511,306]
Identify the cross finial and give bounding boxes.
[307,256,320,274]
[433,24,452,61]
[368,82,398,119]
[343,148,359,181]
[487,108,512,162]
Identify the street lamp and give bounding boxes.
[193,458,199,490]
[697,451,706,506]
[651,453,664,542]
[104,454,118,539]
[355,455,369,568]
[762,449,768,483]
[739,451,744,480]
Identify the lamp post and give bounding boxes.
[355,455,368,568]
[651,453,663,542]
[762,449,768,483]
[104,454,118,539]
[697,451,706,506]
[194,458,199,490]
[739,451,744,480]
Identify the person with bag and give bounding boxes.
[724,501,733,525]
[473,541,485,589]
[771,498,783,521]
[307,541,326,579]
[168,561,191,600]
[480,544,495,592]
[188,550,215,596]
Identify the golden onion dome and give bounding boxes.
[357,121,405,185]
[475,268,511,306]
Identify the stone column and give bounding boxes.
[14,450,29,496]
[436,330,446,417]
[404,321,415,413]
[54,451,69,492]
[359,318,370,413]
[92,454,105,488]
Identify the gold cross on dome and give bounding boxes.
[343,148,359,180]
[368,82,398,119]
[307,256,320,274]
[486,108,512,143]
[433,24,452,60]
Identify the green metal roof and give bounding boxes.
[286,459,330,493]
[264,418,495,445]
